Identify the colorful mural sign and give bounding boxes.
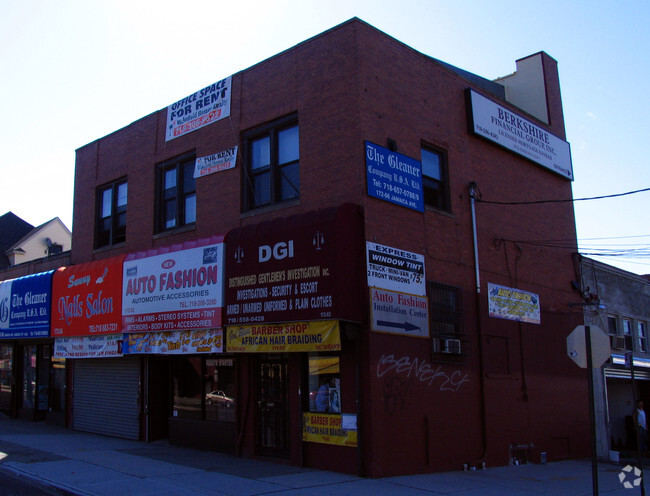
[123,329,223,354]
[226,320,340,353]
[488,282,541,324]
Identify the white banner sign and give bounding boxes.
[122,240,225,333]
[54,334,123,358]
[468,89,573,180]
[166,76,232,141]
[366,242,425,295]
[370,287,429,338]
[194,146,238,178]
[488,282,540,324]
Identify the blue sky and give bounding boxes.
[1,0,649,274]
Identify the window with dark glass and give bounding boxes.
[244,118,299,210]
[421,146,450,212]
[429,281,463,355]
[157,155,196,233]
[172,356,236,422]
[96,179,127,248]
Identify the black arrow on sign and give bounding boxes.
[377,320,421,333]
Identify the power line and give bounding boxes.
[476,187,650,205]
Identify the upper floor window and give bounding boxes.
[428,281,463,356]
[623,318,634,350]
[638,322,648,353]
[243,117,299,210]
[421,146,450,212]
[95,179,127,248]
[157,155,196,233]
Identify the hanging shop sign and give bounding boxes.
[122,236,225,333]
[51,256,124,337]
[166,76,232,141]
[487,282,540,324]
[467,89,573,180]
[194,146,237,178]
[366,242,425,295]
[225,204,364,325]
[370,287,429,338]
[0,271,53,339]
[123,329,223,354]
[54,334,123,358]
[365,141,424,212]
[226,320,340,353]
[302,412,358,447]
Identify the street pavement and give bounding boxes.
[0,413,647,495]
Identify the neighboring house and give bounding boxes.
[0,212,34,269]
[4,217,71,267]
[577,255,650,459]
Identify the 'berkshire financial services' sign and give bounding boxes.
[365,141,424,212]
[166,76,232,141]
[467,89,573,180]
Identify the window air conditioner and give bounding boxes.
[610,335,627,350]
[440,338,462,355]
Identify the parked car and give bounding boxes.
[206,390,234,407]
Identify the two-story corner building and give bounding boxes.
[65,18,587,477]
[577,255,650,460]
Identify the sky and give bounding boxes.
[1,0,649,274]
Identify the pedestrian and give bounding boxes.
[635,400,647,453]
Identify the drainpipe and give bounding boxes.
[469,182,488,463]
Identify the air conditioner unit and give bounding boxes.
[610,335,626,350]
[440,338,462,355]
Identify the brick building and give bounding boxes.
[61,18,587,476]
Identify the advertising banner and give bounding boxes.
[51,256,124,337]
[54,334,123,358]
[225,204,365,325]
[0,271,53,339]
[122,237,225,333]
[467,89,573,180]
[365,141,424,212]
[194,146,237,178]
[488,282,541,324]
[366,242,425,295]
[123,329,223,354]
[370,287,429,338]
[302,412,358,447]
[226,320,340,353]
[165,76,232,141]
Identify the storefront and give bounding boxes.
[0,271,59,421]
[120,236,229,447]
[224,204,365,473]
[51,256,129,435]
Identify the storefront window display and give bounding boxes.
[173,356,235,422]
[308,353,341,414]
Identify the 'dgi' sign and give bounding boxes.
[166,76,232,141]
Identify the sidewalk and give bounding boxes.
[0,414,645,495]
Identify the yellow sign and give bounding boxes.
[226,320,340,353]
[302,413,357,447]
